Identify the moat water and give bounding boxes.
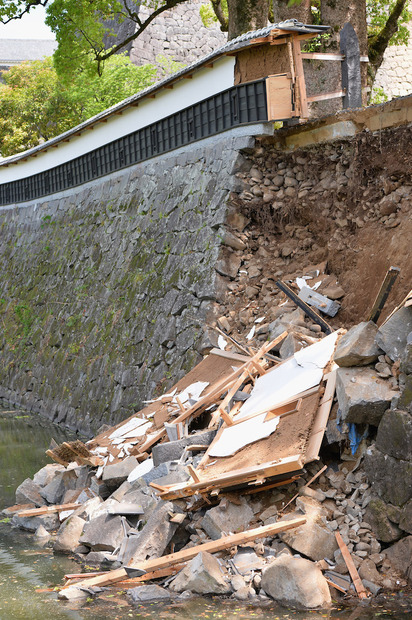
[0,408,410,620]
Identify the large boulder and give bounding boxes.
[54,515,86,553]
[169,551,231,595]
[202,497,254,540]
[384,536,412,583]
[279,498,337,562]
[376,307,412,361]
[128,584,171,604]
[15,478,46,507]
[261,555,331,609]
[79,513,125,552]
[122,501,179,566]
[364,446,412,507]
[399,500,412,534]
[11,513,60,532]
[333,322,381,367]
[40,470,78,505]
[336,367,397,426]
[364,497,404,543]
[102,456,139,490]
[400,332,412,374]
[33,464,64,488]
[375,409,412,462]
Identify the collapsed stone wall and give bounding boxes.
[0,132,253,436]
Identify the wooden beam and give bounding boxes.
[307,90,346,103]
[367,266,400,323]
[16,502,81,517]
[291,35,308,119]
[301,53,345,61]
[335,532,368,599]
[72,518,306,589]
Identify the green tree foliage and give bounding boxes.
[367,0,411,46]
[0,54,157,156]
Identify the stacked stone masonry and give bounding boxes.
[0,134,252,436]
[130,0,226,68]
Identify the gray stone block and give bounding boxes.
[79,513,125,552]
[261,556,331,608]
[128,584,171,603]
[169,551,231,595]
[384,536,412,583]
[363,445,412,506]
[102,456,139,490]
[12,513,60,532]
[122,501,179,566]
[336,367,397,426]
[376,409,412,461]
[152,430,216,466]
[15,478,46,507]
[54,515,86,553]
[202,497,254,541]
[376,307,412,361]
[333,321,381,367]
[364,496,404,543]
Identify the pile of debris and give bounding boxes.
[3,281,412,610]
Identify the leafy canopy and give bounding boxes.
[0,54,157,156]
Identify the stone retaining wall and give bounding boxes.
[0,130,258,436]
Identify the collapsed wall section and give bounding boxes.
[0,132,254,436]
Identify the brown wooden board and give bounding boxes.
[266,74,294,120]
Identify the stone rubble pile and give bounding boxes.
[3,297,412,611]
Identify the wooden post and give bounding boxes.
[291,35,309,119]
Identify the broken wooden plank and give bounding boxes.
[335,531,368,599]
[16,502,81,517]
[46,449,69,467]
[275,280,333,334]
[367,266,400,323]
[71,517,306,590]
[304,371,337,463]
[291,35,308,118]
[152,454,304,500]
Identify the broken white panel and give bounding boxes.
[218,335,228,350]
[173,381,209,405]
[110,421,152,442]
[92,447,108,456]
[246,325,255,340]
[255,316,265,323]
[59,510,75,521]
[296,277,321,291]
[109,416,149,440]
[127,458,154,483]
[208,413,280,457]
[235,332,338,420]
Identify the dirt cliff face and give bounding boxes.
[212,122,412,340]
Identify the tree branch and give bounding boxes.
[0,0,49,24]
[95,0,188,63]
[211,0,228,32]
[368,0,408,74]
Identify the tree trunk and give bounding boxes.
[272,0,312,25]
[227,0,269,40]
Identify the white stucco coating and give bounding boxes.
[0,56,235,183]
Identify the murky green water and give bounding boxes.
[0,408,411,620]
